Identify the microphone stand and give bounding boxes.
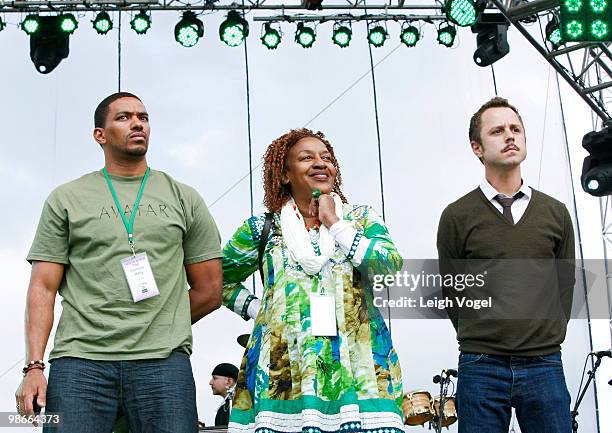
[571,356,603,433]
[432,371,454,433]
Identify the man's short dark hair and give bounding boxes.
[468,96,524,144]
[94,92,142,128]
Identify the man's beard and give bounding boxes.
[124,145,148,157]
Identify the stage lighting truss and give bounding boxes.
[367,23,388,46]
[175,11,204,47]
[261,23,282,49]
[445,0,485,27]
[437,23,456,46]
[220,10,249,46]
[545,15,562,49]
[93,11,113,34]
[295,22,316,48]
[332,22,352,47]
[400,22,420,46]
[22,14,41,35]
[131,10,151,34]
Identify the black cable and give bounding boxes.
[240,3,256,295]
[555,72,601,433]
[576,354,591,404]
[363,2,390,334]
[491,64,498,96]
[118,11,122,91]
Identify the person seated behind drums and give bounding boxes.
[210,363,239,426]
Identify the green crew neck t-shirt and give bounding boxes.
[27,169,222,361]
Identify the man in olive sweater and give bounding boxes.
[437,97,575,433]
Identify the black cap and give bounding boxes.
[212,363,238,380]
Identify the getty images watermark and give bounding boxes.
[364,259,607,320]
[372,269,491,310]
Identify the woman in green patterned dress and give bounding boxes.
[222,128,404,433]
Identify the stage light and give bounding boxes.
[445,0,486,27]
[561,0,612,41]
[591,19,609,39]
[130,10,151,35]
[472,13,510,66]
[219,10,249,47]
[261,23,281,49]
[93,12,113,35]
[59,14,78,34]
[30,15,70,74]
[437,24,456,46]
[400,23,420,46]
[301,0,323,10]
[332,22,352,47]
[175,11,204,47]
[295,23,316,48]
[581,128,612,196]
[368,25,387,47]
[22,14,41,36]
[545,16,562,49]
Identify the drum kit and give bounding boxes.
[402,369,458,431]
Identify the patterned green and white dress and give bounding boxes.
[222,204,404,433]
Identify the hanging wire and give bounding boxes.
[537,65,552,189]
[363,0,391,333]
[555,68,602,433]
[240,2,257,295]
[118,11,122,91]
[363,9,387,222]
[491,64,498,96]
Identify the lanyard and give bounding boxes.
[102,167,150,255]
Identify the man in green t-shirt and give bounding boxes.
[14,92,223,433]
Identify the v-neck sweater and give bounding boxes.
[437,187,575,356]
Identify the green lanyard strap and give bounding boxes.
[102,167,151,254]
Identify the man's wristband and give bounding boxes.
[22,360,45,376]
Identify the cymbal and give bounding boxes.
[237,334,250,348]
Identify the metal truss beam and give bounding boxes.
[491,0,612,122]
[0,1,444,13]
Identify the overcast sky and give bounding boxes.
[0,5,611,431]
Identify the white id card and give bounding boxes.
[310,294,337,337]
[120,252,160,302]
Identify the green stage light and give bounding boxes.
[220,10,249,47]
[295,23,316,48]
[591,19,609,38]
[561,0,612,41]
[332,23,352,47]
[175,11,204,47]
[261,23,281,49]
[22,14,41,35]
[437,24,456,46]
[130,10,151,35]
[565,0,583,11]
[566,20,584,39]
[400,24,420,46]
[545,16,562,49]
[368,25,387,47]
[93,12,113,35]
[590,0,607,12]
[445,0,485,27]
[59,14,78,34]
